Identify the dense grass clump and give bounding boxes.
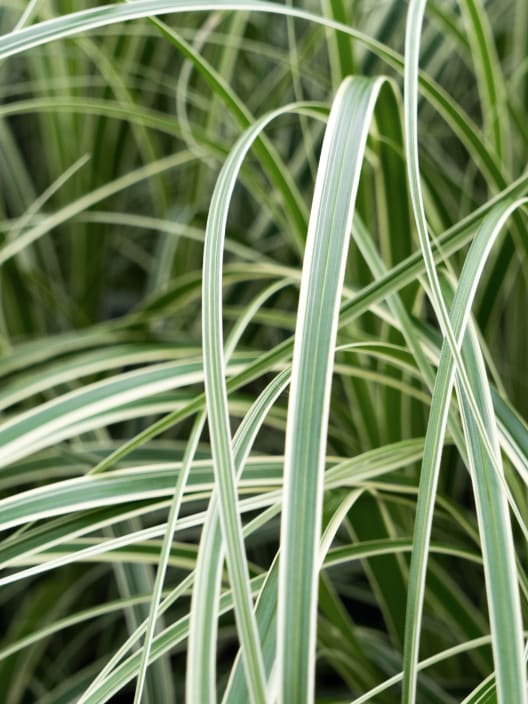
[0,2,527,702]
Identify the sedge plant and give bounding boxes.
[0,1,526,702]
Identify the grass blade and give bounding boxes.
[277,76,388,703]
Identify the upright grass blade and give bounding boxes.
[200,97,323,704]
[133,277,288,702]
[132,412,206,703]
[454,298,525,704]
[186,275,289,701]
[222,557,280,704]
[276,76,389,703]
[401,5,527,704]
[186,369,289,702]
[402,198,528,703]
[404,0,501,467]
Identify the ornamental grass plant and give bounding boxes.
[0,1,527,702]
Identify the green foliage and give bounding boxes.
[0,1,526,702]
